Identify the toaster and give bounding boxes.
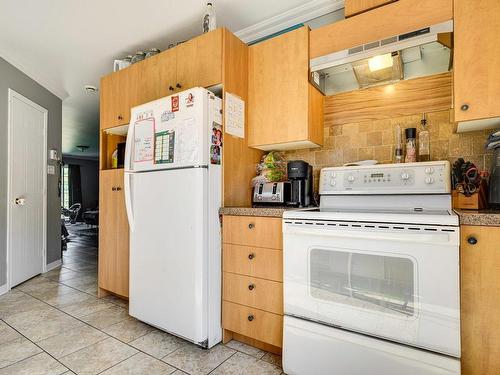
[253,182,291,205]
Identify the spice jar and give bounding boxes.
[405,127,417,163]
[131,51,146,64]
[145,48,160,59]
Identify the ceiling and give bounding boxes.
[0,0,316,158]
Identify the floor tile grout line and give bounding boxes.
[1,320,70,372]
[206,350,238,375]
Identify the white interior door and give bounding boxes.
[8,90,47,287]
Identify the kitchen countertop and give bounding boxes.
[220,207,500,226]
[219,206,293,218]
[455,209,500,227]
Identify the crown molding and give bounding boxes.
[235,0,344,43]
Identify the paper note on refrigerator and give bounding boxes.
[225,92,245,138]
[134,118,155,163]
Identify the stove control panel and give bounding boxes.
[319,161,451,195]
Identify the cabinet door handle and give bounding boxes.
[116,186,122,191]
[118,115,123,120]
[461,104,469,111]
[247,315,254,322]
[248,223,254,229]
[112,186,117,191]
[467,236,477,245]
[176,83,182,89]
[248,253,255,260]
[248,284,255,291]
[169,86,174,91]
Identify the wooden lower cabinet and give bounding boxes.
[222,215,283,352]
[98,169,129,298]
[461,225,500,374]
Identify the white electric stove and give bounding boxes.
[283,161,461,375]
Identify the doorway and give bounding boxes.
[7,89,47,288]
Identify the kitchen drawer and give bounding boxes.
[223,215,282,249]
[223,244,282,282]
[223,272,283,315]
[222,301,283,348]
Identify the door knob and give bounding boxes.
[15,197,25,206]
[247,315,254,322]
[248,284,255,291]
[248,253,255,260]
[248,223,254,229]
[467,236,477,245]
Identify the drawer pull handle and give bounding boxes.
[248,223,254,229]
[248,284,255,291]
[247,315,254,322]
[461,104,469,111]
[169,86,174,91]
[467,236,478,245]
[248,253,255,260]
[176,83,182,89]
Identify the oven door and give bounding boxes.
[283,219,460,357]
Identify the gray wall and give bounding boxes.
[62,156,99,213]
[0,57,62,285]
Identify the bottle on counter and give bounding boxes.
[405,127,417,163]
[418,114,430,162]
[202,3,216,33]
[394,125,403,163]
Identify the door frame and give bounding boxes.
[6,89,48,290]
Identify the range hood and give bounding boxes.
[310,21,453,95]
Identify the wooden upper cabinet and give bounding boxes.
[454,0,500,123]
[248,26,323,150]
[176,28,223,92]
[460,225,500,375]
[345,0,397,17]
[99,29,223,129]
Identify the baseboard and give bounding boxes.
[0,283,9,296]
[45,259,62,273]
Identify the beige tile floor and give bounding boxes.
[0,226,284,374]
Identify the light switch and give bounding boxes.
[47,165,55,175]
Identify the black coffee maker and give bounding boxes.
[287,160,313,207]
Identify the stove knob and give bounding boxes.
[425,176,434,184]
[347,175,355,183]
[400,172,410,181]
[425,167,434,174]
[329,178,336,186]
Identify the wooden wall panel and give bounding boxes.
[324,72,452,126]
[222,29,263,207]
[310,0,452,58]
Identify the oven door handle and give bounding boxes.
[285,227,453,244]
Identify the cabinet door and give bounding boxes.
[248,27,310,148]
[98,170,118,292]
[345,0,396,17]
[100,73,121,130]
[461,225,500,375]
[113,169,129,297]
[176,29,223,92]
[157,48,178,98]
[98,169,129,297]
[454,0,500,122]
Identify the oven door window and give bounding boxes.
[309,249,415,317]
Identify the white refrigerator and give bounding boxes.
[124,87,223,348]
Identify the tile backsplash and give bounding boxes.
[285,109,495,191]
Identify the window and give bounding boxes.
[310,249,415,317]
[61,164,69,208]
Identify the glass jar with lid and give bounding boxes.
[131,51,146,64]
[145,48,160,59]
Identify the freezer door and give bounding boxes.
[128,168,210,345]
[126,88,211,173]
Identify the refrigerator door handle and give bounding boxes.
[124,122,133,172]
[124,172,134,230]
